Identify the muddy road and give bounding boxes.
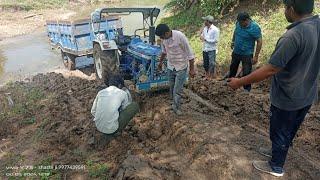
[0,32,96,85]
[0,73,319,179]
[0,33,64,85]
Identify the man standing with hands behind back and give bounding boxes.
[200,15,220,80]
[155,24,196,116]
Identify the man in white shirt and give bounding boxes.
[91,74,139,146]
[155,24,196,115]
[200,15,220,79]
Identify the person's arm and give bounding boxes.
[229,35,297,89]
[120,91,130,111]
[180,34,195,61]
[91,94,99,117]
[200,27,205,41]
[180,33,196,77]
[123,88,132,104]
[228,64,281,89]
[253,38,262,64]
[159,52,166,63]
[158,42,167,70]
[189,59,195,78]
[252,23,263,64]
[231,30,235,49]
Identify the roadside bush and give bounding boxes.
[162,0,320,68]
[0,0,68,11]
[165,0,239,16]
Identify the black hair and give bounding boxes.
[108,74,125,89]
[283,0,314,15]
[237,12,251,22]
[155,24,170,37]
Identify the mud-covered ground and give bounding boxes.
[0,72,319,179]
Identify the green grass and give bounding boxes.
[0,0,68,11]
[0,0,170,11]
[32,118,49,142]
[0,153,25,177]
[161,3,320,69]
[0,83,45,127]
[86,160,109,179]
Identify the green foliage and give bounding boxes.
[184,8,290,67]
[0,2,32,11]
[22,116,36,125]
[86,160,109,179]
[0,0,68,11]
[164,0,239,17]
[200,0,236,16]
[0,84,45,127]
[162,1,320,69]
[164,0,190,11]
[0,153,25,176]
[32,118,49,142]
[161,6,203,29]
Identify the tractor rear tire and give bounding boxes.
[93,44,118,83]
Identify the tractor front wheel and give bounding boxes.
[93,44,118,83]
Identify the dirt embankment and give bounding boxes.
[0,9,77,40]
[1,72,319,179]
[0,0,122,40]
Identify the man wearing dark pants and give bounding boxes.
[228,0,319,177]
[229,12,262,92]
[318,76,320,103]
[200,15,220,79]
[155,24,196,116]
[91,74,139,147]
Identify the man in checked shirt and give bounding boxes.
[155,24,196,116]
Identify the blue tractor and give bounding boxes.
[47,8,168,91]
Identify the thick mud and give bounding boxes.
[0,72,319,179]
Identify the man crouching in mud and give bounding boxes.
[90,74,139,147]
[228,0,319,177]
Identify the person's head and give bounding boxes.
[155,24,171,39]
[237,12,251,28]
[108,74,125,89]
[283,0,314,23]
[202,15,214,27]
